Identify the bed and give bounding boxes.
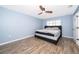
[35,26,62,45]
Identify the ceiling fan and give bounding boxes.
[38,5,53,15]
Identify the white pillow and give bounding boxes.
[52,27,59,30]
[46,27,59,30]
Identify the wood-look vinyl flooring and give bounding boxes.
[0,37,79,54]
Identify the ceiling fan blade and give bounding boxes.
[38,12,42,15]
[39,5,45,11]
[45,11,53,13]
[68,5,73,7]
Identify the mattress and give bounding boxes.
[35,29,60,40]
[35,33,60,41]
[36,29,60,37]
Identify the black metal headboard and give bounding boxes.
[45,26,62,37]
[45,26,62,30]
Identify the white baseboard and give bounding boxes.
[0,35,34,46]
[0,35,73,46]
[62,36,73,39]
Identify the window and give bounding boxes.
[46,20,61,26]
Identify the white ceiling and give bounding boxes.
[2,5,78,19]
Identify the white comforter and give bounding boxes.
[36,29,60,37]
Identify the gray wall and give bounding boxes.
[43,15,73,37]
[0,7,43,44]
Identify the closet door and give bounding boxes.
[73,12,79,40]
[76,15,79,39]
[75,12,79,46]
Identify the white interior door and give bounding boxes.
[77,15,79,39]
[73,11,79,45]
[76,15,79,45]
[73,13,79,40]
